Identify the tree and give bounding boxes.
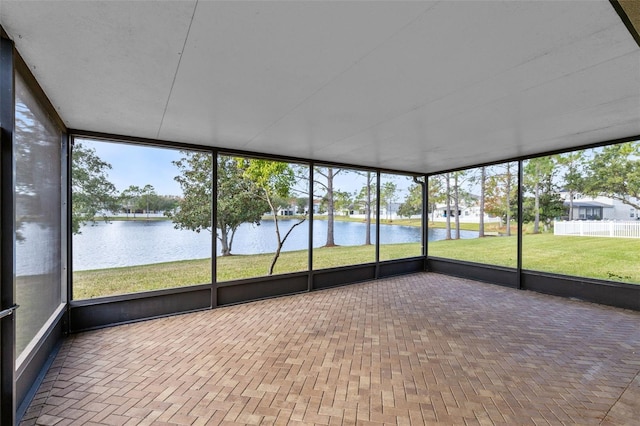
[524,157,556,233]
[332,190,353,215]
[380,181,398,221]
[169,152,212,234]
[445,173,452,239]
[398,183,422,218]
[479,167,487,237]
[120,185,140,218]
[169,153,267,256]
[145,194,179,214]
[141,184,155,219]
[520,193,565,227]
[239,158,305,274]
[468,167,488,237]
[450,171,474,239]
[295,197,308,214]
[557,151,585,220]
[485,163,517,236]
[71,141,118,234]
[354,171,376,245]
[314,167,343,246]
[582,142,640,210]
[427,175,445,223]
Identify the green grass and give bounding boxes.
[430,233,640,283]
[73,233,640,300]
[522,234,640,282]
[73,243,422,299]
[429,235,518,267]
[73,258,212,299]
[427,221,482,231]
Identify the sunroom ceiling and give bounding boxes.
[1,0,639,174]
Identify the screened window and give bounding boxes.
[15,70,64,359]
[379,173,423,260]
[216,156,309,281]
[428,163,518,268]
[72,140,212,298]
[522,145,640,284]
[312,167,376,269]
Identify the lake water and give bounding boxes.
[72,219,478,271]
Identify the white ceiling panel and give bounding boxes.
[1,0,639,174]
[1,0,197,139]
[157,1,432,146]
[246,1,640,171]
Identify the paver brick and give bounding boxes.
[20,273,640,425]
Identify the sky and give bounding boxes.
[78,139,185,196]
[78,138,415,198]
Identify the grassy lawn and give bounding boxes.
[522,234,640,282]
[429,235,518,267]
[73,243,422,299]
[73,233,640,300]
[263,214,423,228]
[430,233,640,283]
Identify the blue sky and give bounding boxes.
[78,139,184,196]
[78,138,414,198]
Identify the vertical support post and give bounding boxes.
[375,171,381,279]
[422,175,429,270]
[412,175,428,271]
[517,160,524,290]
[62,134,70,329]
[308,164,314,292]
[67,138,74,304]
[0,34,16,426]
[211,150,218,308]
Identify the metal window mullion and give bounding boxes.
[375,171,381,278]
[211,150,218,308]
[423,174,428,267]
[517,160,524,290]
[0,34,16,426]
[308,164,314,292]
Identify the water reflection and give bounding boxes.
[72,219,451,270]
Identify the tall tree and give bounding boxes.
[467,167,489,237]
[240,159,305,274]
[485,163,517,236]
[505,163,515,236]
[380,181,398,221]
[524,157,556,233]
[71,141,118,234]
[170,153,267,256]
[557,151,585,220]
[427,175,445,224]
[398,183,423,218]
[450,171,473,239]
[453,173,461,239]
[141,184,156,219]
[354,171,375,245]
[120,185,141,218]
[314,167,343,247]
[333,190,353,215]
[582,142,640,210]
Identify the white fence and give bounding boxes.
[554,220,640,239]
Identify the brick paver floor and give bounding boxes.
[21,273,640,425]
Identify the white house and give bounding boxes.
[560,192,640,221]
[431,196,501,224]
